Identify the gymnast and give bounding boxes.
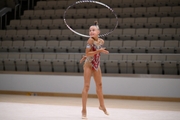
[80,21,109,119]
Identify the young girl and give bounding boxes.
[80,21,109,119]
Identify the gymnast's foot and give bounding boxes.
[81,110,87,119]
[99,106,109,115]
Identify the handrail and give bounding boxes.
[0,7,12,29]
[0,7,12,17]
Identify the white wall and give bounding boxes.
[0,73,180,98]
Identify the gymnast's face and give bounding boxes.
[89,26,100,38]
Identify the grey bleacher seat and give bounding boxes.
[75,18,87,29]
[32,40,47,52]
[133,54,151,74]
[0,54,6,70]
[41,10,54,19]
[146,28,162,40]
[163,61,178,75]
[144,0,157,7]
[133,7,147,17]
[172,17,180,28]
[146,7,159,17]
[61,29,74,40]
[98,18,110,29]
[157,6,172,17]
[65,19,75,29]
[113,8,122,18]
[86,18,98,27]
[13,30,27,40]
[34,1,47,10]
[29,19,41,29]
[16,53,28,71]
[27,53,43,72]
[121,8,134,17]
[99,8,113,18]
[107,0,119,7]
[161,40,178,53]
[169,0,180,6]
[40,54,56,72]
[19,19,31,29]
[4,53,19,71]
[0,30,6,40]
[4,30,17,40]
[148,61,163,74]
[24,29,38,40]
[157,0,170,6]
[21,10,34,19]
[121,18,134,28]
[105,29,122,40]
[120,40,136,53]
[134,17,147,28]
[21,40,35,52]
[159,17,174,28]
[47,29,61,40]
[6,20,20,30]
[152,54,166,61]
[161,28,176,40]
[9,41,24,52]
[35,29,50,40]
[105,60,119,73]
[87,8,99,18]
[76,9,88,19]
[39,19,52,29]
[145,17,160,28]
[133,40,150,53]
[108,40,123,53]
[52,53,68,72]
[57,0,68,9]
[65,9,77,19]
[102,40,109,49]
[72,53,84,73]
[133,0,146,7]
[50,19,66,29]
[174,28,180,40]
[44,40,59,52]
[133,60,148,74]
[171,6,180,17]
[167,54,180,62]
[134,28,149,40]
[121,54,136,74]
[147,40,164,53]
[46,1,57,9]
[0,41,12,52]
[69,41,84,53]
[52,9,64,19]
[121,0,134,7]
[65,58,77,73]
[100,53,109,73]
[33,10,44,19]
[56,41,71,52]
[121,28,135,40]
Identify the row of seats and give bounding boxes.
[0,40,179,53]
[1,28,180,41]
[34,0,180,10]
[6,17,180,30]
[20,6,180,20]
[0,52,179,75]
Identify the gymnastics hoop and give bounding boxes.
[63,0,119,38]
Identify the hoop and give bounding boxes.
[63,0,118,38]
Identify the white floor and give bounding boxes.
[0,95,180,120]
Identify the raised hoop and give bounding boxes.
[63,0,118,38]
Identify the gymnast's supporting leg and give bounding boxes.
[93,67,109,115]
[82,65,92,118]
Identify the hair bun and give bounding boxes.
[94,21,98,26]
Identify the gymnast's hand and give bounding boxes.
[98,48,109,54]
[80,55,87,64]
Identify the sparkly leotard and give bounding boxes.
[84,38,103,71]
